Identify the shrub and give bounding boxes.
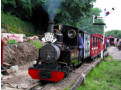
[1,11,35,36]
[30,40,42,50]
[8,40,18,44]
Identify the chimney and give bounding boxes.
[47,21,55,32]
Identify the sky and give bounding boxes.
[93,0,121,31]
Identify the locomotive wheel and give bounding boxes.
[91,58,94,61]
[72,63,76,70]
[63,66,70,77]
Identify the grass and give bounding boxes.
[1,11,35,36]
[64,82,75,90]
[71,59,78,65]
[76,56,121,90]
[104,55,113,61]
[30,40,42,50]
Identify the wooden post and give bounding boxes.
[1,39,7,66]
[1,39,9,75]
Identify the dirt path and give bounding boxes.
[2,62,39,90]
[107,46,121,60]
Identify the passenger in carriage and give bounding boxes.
[106,39,108,47]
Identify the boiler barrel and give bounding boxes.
[40,44,60,63]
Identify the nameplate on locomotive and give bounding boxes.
[42,32,57,43]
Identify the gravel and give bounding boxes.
[107,46,121,60]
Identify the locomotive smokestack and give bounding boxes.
[48,21,55,32]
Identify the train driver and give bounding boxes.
[78,34,84,58]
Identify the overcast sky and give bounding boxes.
[93,0,121,31]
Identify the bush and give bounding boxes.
[30,40,42,50]
[1,11,35,36]
[8,40,18,44]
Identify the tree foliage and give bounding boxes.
[56,0,96,26]
[2,0,32,20]
[105,30,121,38]
[2,0,103,33]
[80,8,104,34]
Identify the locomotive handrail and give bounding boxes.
[58,62,67,66]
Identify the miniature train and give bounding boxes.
[105,35,120,46]
[28,23,106,82]
[105,35,116,46]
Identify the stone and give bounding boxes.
[35,87,42,90]
[2,76,13,80]
[10,65,19,73]
[50,87,56,90]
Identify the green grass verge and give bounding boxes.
[1,11,35,36]
[76,56,121,90]
[104,55,113,61]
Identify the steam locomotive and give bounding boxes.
[28,22,106,82]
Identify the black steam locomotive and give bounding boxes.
[28,22,104,82]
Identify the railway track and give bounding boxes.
[28,63,96,90]
[28,80,56,90]
[28,52,108,90]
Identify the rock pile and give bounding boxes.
[3,43,38,66]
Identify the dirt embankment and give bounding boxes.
[3,43,38,66]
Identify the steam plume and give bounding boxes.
[44,0,62,21]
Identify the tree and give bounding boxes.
[2,0,32,20]
[55,0,96,27]
[105,30,121,38]
[80,8,104,34]
[1,0,97,32]
[30,0,97,31]
[1,0,16,11]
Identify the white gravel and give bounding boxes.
[107,46,121,60]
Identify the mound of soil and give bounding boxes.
[3,43,38,66]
